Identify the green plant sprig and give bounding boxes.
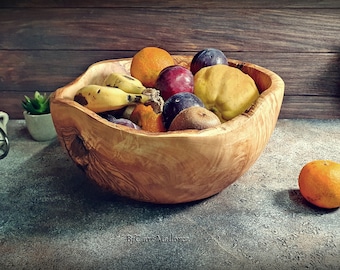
[22,91,51,115]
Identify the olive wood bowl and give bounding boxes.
[50,55,284,204]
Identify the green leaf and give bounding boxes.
[22,91,50,115]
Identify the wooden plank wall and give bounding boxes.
[0,0,339,119]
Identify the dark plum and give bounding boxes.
[113,118,141,129]
[190,48,228,75]
[101,113,141,130]
[162,92,204,129]
[155,65,194,101]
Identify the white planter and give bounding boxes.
[0,111,10,159]
[23,111,57,141]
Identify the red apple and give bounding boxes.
[155,65,194,101]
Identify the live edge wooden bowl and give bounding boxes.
[50,55,284,204]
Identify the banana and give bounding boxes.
[122,105,137,119]
[104,73,146,94]
[74,85,155,113]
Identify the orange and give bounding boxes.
[130,104,166,132]
[298,160,340,209]
[130,47,174,88]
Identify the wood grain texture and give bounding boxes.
[1,0,340,8]
[1,8,338,52]
[51,56,284,204]
[0,1,339,119]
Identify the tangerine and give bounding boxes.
[130,104,166,132]
[298,160,340,209]
[130,47,174,88]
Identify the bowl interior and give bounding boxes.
[53,55,282,137]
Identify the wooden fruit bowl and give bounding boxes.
[50,55,284,204]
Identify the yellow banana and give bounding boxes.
[74,85,153,113]
[122,105,137,119]
[104,73,146,94]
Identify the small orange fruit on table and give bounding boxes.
[298,160,340,209]
[130,47,175,88]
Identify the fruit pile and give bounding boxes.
[74,47,260,132]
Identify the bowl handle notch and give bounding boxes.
[59,127,90,171]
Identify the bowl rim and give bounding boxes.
[51,56,285,138]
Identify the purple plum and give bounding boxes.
[162,92,204,129]
[190,48,228,75]
[100,113,141,130]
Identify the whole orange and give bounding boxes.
[130,47,174,88]
[298,160,340,209]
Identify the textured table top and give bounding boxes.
[1,119,340,269]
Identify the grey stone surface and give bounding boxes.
[0,119,340,270]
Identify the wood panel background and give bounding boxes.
[0,0,339,119]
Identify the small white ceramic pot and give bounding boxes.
[0,111,9,134]
[0,111,10,159]
[23,111,57,141]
